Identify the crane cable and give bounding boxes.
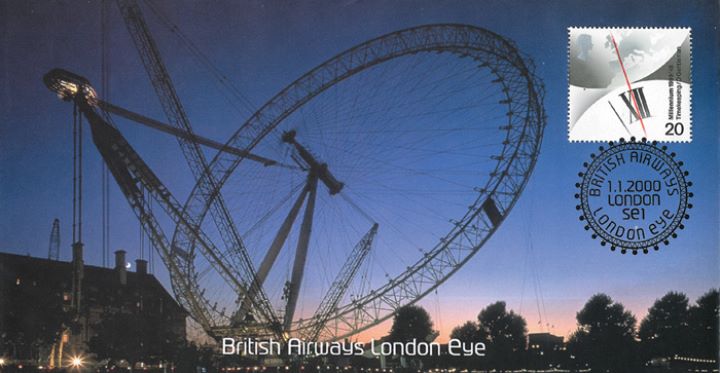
[143,0,256,117]
[139,184,145,261]
[518,182,552,333]
[101,2,153,270]
[101,0,111,267]
[434,289,443,340]
[72,102,78,244]
[149,196,154,273]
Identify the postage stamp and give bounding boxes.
[568,28,692,142]
[575,138,692,254]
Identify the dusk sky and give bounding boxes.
[1,0,718,342]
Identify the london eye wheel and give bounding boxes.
[170,24,547,342]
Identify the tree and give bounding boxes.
[639,291,690,359]
[388,305,437,343]
[387,305,437,371]
[450,321,481,342]
[688,289,719,359]
[449,321,485,369]
[476,301,527,370]
[568,294,639,372]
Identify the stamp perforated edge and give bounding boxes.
[566,27,693,143]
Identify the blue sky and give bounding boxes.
[1,0,718,340]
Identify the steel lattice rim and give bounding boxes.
[172,24,547,341]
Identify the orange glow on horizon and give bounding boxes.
[346,295,660,344]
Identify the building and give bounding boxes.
[0,250,187,368]
[527,332,567,369]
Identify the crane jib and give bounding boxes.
[98,101,285,168]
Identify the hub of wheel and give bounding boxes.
[282,129,344,195]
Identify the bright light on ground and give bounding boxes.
[70,355,84,368]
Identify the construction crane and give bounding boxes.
[114,0,281,333]
[44,68,281,338]
[106,0,368,338]
[46,1,378,342]
[302,223,378,341]
[45,68,377,341]
[47,218,61,260]
[44,15,548,343]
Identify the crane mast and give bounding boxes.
[48,218,61,261]
[71,98,84,315]
[302,223,378,341]
[114,0,280,334]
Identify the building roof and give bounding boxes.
[528,332,564,344]
[0,251,187,316]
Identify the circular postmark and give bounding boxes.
[575,138,692,254]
